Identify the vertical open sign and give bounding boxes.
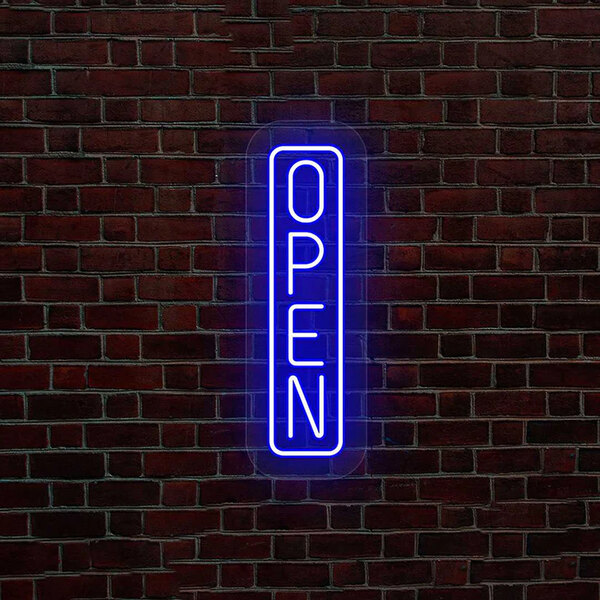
[245,122,367,477]
[269,146,344,456]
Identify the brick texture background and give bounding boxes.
[2,0,600,598]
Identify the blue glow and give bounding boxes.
[268,145,344,457]
[245,121,367,478]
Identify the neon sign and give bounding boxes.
[269,146,344,456]
[245,122,367,478]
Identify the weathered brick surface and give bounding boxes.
[1,1,600,598]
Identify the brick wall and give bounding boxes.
[2,0,600,598]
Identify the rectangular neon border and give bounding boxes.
[268,145,344,457]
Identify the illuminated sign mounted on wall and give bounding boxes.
[269,145,344,457]
[246,123,367,478]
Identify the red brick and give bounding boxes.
[478,217,547,241]
[369,217,436,242]
[369,561,432,585]
[531,363,600,388]
[89,481,159,507]
[0,70,51,95]
[79,188,151,213]
[28,159,102,184]
[257,563,329,587]
[317,11,383,37]
[425,71,496,95]
[195,245,248,271]
[427,305,497,329]
[478,448,541,473]
[372,43,440,67]
[476,334,545,358]
[539,9,600,35]
[419,532,488,557]
[421,363,491,388]
[29,335,101,360]
[88,365,162,390]
[501,70,552,97]
[528,583,598,600]
[86,305,157,330]
[56,69,188,95]
[365,504,438,529]
[0,542,57,575]
[0,335,24,359]
[539,247,597,271]
[0,99,23,120]
[319,71,384,95]
[30,451,103,478]
[482,100,553,124]
[473,276,544,300]
[25,216,100,241]
[478,159,550,185]
[479,503,545,529]
[309,479,381,502]
[138,216,211,241]
[370,394,435,418]
[176,41,248,66]
[529,476,598,500]
[538,129,600,154]
[424,129,495,154]
[87,423,159,448]
[0,188,41,212]
[419,421,488,446]
[500,11,534,37]
[91,540,160,568]
[0,8,49,33]
[142,334,215,359]
[194,71,270,96]
[145,452,217,476]
[369,450,439,475]
[91,10,194,35]
[141,99,215,122]
[256,100,330,122]
[258,42,333,68]
[536,188,600,213]
[25,276,98,302]
[32,512,105,538]
[0,304,42,329]
[370,100,442,123]
[81,247,154,271]
[32,41,107,65]
[201,534,271,559]
[0,158,22,183]
[478,41,553,68]
[0,367,48,391]
[424,189,497,213]
[141,158,214,184]
[139,276,212,300]
[421,478,490,504]
[0,127,44,153]
[36,575,107,600]
[528,420,597,444]
[370,160,440,184]
[471,559,539,583]
[82,128,158,153]
[145,510,218,535]
[424,12,495,37]
[425,246,496,270]
[475,391,545,416]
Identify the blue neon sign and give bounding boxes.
[245,122,367,478]
[269,146,344,457]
